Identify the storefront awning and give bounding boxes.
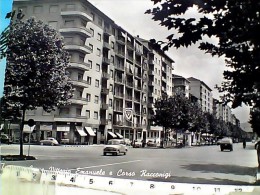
[84,127,95,136]
[115,133,123,139]
[107,131,117,138]
[23,125,35,133]
[76,126,88,136]
[57,126,70,132]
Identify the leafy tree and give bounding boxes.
[152,91,197,147]
[146,0,260,109]
[249,107,260,136]
[3,13,73,156]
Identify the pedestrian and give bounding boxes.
[243,138,246,149]
[255,140,260,169]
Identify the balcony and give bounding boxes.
[126,55,133,63]
[125,67,133,75]
[148,81,154,86]
[125,95,132,101]
[100,103,108,110]
[61,8,92,22]
[134,110,141,116]
[54,114,88,123]
[114,121,123,126]
[147,103,153,108]
[102,57,110,65]
[70,97,88,105]
[68,61,90,71]
[125,82,133,88]
[134,85,141,91]
[127,42,134,50]
[114,107,123,112]
[114,93,124,99]
[60,25,92,38]
[115,50,125,59]
[101,72,110,80]
[148,70,154,75]
[114,63,124,71]
[64,40,92,54]
[134,98,141,103]
[100,118,108,125]
[148,59,154,64]
[101,88,109,95]
[116,36,125,45]
[103,42,111,50]
[134,72,141,79]
[148,92,154,97]
[70,79,89,88]
[114,77,124,85]
[135,60,142,67]
[103,28,112,36]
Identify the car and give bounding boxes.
[1,134,12,144]
[147,140,157,147]
[133,140,142,148]
[219,137,233,151]
[40,137,59,146]
[123,138,131,146]
[103,139,128,156]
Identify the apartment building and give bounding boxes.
[188,77,213,114]
[172,74,190,97]
[11,0,174,144]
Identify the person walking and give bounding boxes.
[243,138,246,149]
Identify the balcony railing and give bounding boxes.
[102,72,110,79]
[64,40,92,54]
[103,42,111,50]
[116,36,125,44]
[100,118,108,125]
[114,107,123,112]
[61,7,92,21]
[102,57,110,65]
[70,97,88,105]
[114,63,124,71]
[114,77,124,84]
[70,79,89,88]
[114,93,124,99]
[103,28,112,35]
[100,103,108,110]
[101,88,109,95]
[60,25,92,38]
[68,61,91,71]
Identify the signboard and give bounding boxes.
[124,108,133,122]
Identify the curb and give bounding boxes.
[62,144,105,147]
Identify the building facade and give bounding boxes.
[188,77,213,114]
[11,0,174,144]
[172,74,190,97]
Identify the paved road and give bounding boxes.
[1,142,258,185]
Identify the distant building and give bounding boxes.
[187,77,213,113]
[172,74,190,97]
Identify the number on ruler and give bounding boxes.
[51,175,56,180]
[70,177,75,182]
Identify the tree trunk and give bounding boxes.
[19,108,25,157]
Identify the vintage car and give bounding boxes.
[219,137,233,151]
[103,139,128,156]
[40,137,59,146]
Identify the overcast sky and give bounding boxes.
[0,0,250,123]
[88,0,250,123]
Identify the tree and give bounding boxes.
[249,107,260,136]
[152,91,198,147]
[146,0,260,109]
[3,13,73,156]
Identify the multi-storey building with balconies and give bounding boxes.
[172,74,190,97]
[188,77,213,114]
[11,0,175,144]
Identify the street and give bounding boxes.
[1,142,258,185]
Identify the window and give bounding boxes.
[86,110,90,119]
[87,76,91,85]
[91,12,95,21]
[89,44,93,52]
[155,78,157,84]
[90,28,94,37]
[110,70,113,78]
[98,17,102,26]
[86,93,91,102]
[88,60,92,69]
[155,89,157,94]
[155,68,157,74]
[109,99,113,107]
[95,79,99,87]
[97,48,101,56]
[111,41,114,49]
[112,28,115,35]
[108,114,112,121]
[95,64,100,72]
[110,84,113,92]
[49,5,58,13]
[158,70,160,76]
[33,6,42,14]
[94,111,98,119]
[111,56,114,64]
[97,33,101,41]
[94,95,99,104]
[78,73,83,81]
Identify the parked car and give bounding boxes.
[40,137,59,146]
[219,137,233,151]
[147,140,157,147]
[103,139,128,156]
[1,134,12,144]
[123,138,131,146]
[133,140,142,148]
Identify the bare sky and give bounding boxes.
[88,0,251,123]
